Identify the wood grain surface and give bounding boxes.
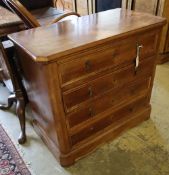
[9,8,166,62]
[9,8,166,166]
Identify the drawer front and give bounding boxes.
[67,78,150,128]
[70,97,148,146]
[63,57,155,112]
[138,30,159,58]
[59,30,158,86]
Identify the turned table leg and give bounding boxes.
[16,97,26,144]
[0,93,27,144]
[0,40,27,144]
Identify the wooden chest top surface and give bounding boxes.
[9,8,166,62]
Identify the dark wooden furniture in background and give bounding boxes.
[0,6,22,38]
[122,0,169,64]
[0,0,80,144]
[155,0,169,64]
[0,0,79,80]
[0,40,27,144]
[95,0,122,12]
[0,6,27,144]
[0,0,63,37]
[9,9,165,166]
[0,40,14,91]
[2,0,80,29]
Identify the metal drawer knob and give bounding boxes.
[88,87,93,97]
[88,107,94,117]
[85,60,92,72]
[112,52,116,58]
[112,99,115,103]
[90,126,94,131]
[129,107,134,112]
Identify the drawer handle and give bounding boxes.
[88,107,94,117]
[85,60,92,72]
[135,44,143,73]
[129,107,134,112]
[90,126,94,131]
[112,52,116,58]
[88,87,93,97]
[112,99,115,103]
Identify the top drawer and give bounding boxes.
[58,30,159,86]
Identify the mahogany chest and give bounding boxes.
[9,9,166,166]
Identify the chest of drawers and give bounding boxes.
[9,9,166,166]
